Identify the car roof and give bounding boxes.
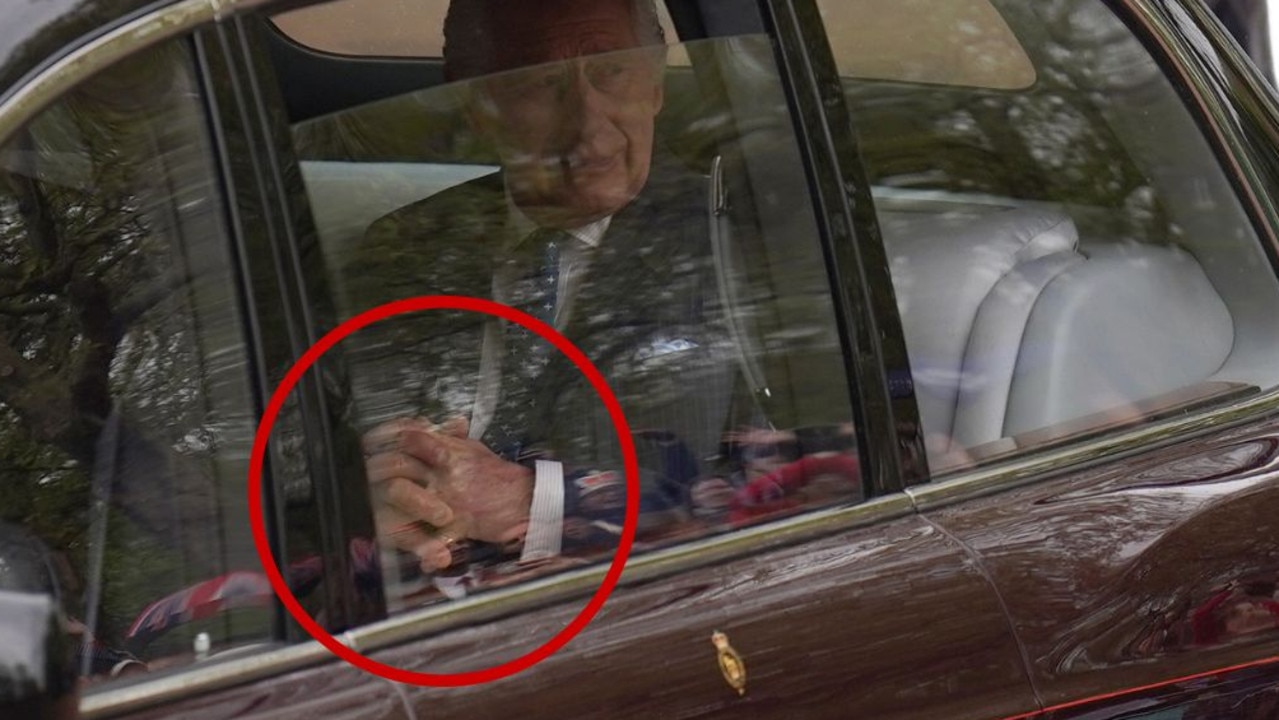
[0,0,166,106]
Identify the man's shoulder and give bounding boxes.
[342,172,506,305]
[607,155,710,256]
[633,154,708,214]
[364,171,507,246]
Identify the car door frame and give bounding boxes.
[256,0,1279,717]
[193,12,387,639]
[19,0,1278,716]
[0,0,390,715]
[24,0,938,713]
[234,0,930,631]
[205,0,1044,717]
[895,0,1279,716]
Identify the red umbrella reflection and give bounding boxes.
[124,543,378,649]
[125,570,274,647]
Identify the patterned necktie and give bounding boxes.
[534,229,562,327]
[485,227,570,458]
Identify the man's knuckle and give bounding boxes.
[389,454,412,476]
[428,502,453,526]
[386,478,416,507]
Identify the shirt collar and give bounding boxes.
[503,187,611,250]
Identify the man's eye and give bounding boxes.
[485,70,561,104]
[588,62,630,91]
[530,70,564,90]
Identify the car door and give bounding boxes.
[0,3,405,717]
[812,0,1279,716]
[138,0,1279,717]
[0,0,1033,717]
[196,0,1041,718]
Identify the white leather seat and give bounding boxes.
[884,201,1234,461]
[1002,241,1234,437]
[880,207,1081,457]
[951,249,1083,448]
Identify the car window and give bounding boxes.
[0,39,269,683]
[818,0,1279,472]
[276,7,862,609]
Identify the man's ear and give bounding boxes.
[650,51,667,113]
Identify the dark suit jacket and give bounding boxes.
[340,155,749,529]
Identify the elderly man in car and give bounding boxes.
[347,0,843,586]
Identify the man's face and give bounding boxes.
[467,0,665,228]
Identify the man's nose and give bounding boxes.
[560,63,613,143]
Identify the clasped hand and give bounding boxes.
[362,416,533,572]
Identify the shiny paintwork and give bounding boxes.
[2,0,1279,718]
[77,416,1279,719]
[929,417,1279,710]
[376,514,1031,720]
[94,512,1037,719]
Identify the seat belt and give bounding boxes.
[707,155,774,429]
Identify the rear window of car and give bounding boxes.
[825,0,1279,471]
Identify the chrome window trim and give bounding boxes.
[345,492,916,654]
[80,642,333,718]
[907,388,1279,512]
[0,0,273,149]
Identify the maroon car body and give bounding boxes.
[0,0,1278,719]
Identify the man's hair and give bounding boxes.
[442,0,666,81]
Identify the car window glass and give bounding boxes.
[0,39,268,683]
[280,16,862,610]
[817,0,1279,473]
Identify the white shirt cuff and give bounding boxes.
[520,459,564,563]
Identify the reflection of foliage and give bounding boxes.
[850,0,1170,241]
[294,88,495,164]
[326,37,858,468]
[0,43,261,655]
[0,89,186,465]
